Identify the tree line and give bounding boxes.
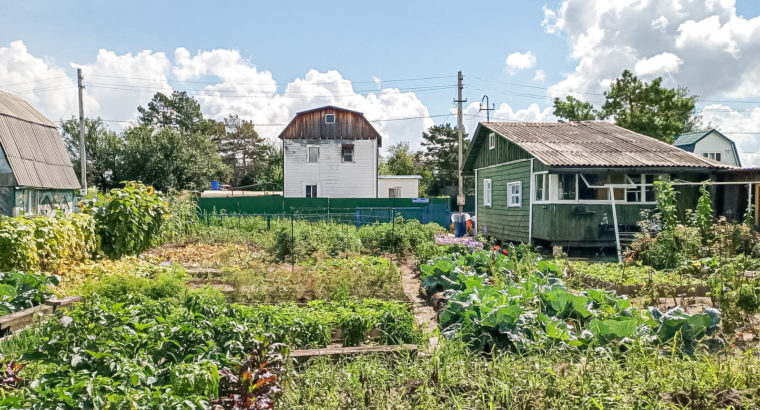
[64,69,700,196]
[62,91,282,192]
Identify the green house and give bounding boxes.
[462,121,729,249]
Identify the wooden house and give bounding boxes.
[462,121,730,249]
[279,106,381,198]
[0,91,80,216]
[674,128,741,167]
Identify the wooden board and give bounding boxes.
[0,304,53,332]
[290,344,418,362]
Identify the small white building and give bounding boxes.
[279,106,380,198]
[377,175,421,198]
[674,129,742,167]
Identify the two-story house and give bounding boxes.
[674,129,742,167]
[279,106,380,198]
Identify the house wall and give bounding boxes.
[283,139,377,198]
[377,178,419,198]
[475,160,531,243]
[12,188,74,216]
[471,127,532,169]
[693,132,739,166]
[532,203,654,246]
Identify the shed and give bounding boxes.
[462,121,729,249]
[0,90,80,216]
[377,175,421,198]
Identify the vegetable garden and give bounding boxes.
[0,180,759,408]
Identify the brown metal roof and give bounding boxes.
[0,91,80,189]
[478,121,729,169]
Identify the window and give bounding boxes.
[626,174,643,202]
[305,185,317,198]
[488,133,495,150]
[308,146,319,163]
[325,113,335,124]
[389,187,402,198]
[483,179,492,207]
[579,174,631,201]
[557,174,577,200]
[342,144,354,162]
[507,181,522,207]
[703,152,722,161]
[534,173,549,202]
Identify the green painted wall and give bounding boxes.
[471,127,531,169]
[532,203,655,246]
[476,160,532,242]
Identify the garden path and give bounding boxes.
[398,262,438,335]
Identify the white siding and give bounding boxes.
[377,177,420,198]
[284,139,377,198]
[693,132,739,166]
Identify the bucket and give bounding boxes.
[211,180,219,190]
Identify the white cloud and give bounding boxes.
[533,70,546,81]
[634,52,682,77]
[542,0,760,99]
[505,51,536,74]
[0,41,434,150]
[0,41,83,120]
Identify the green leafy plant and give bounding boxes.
[83,181,169,258]
[0,271,59,315]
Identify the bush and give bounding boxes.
[159,190,199,243]
[0,213,96,273]
[83,182,169,258]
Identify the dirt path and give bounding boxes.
[398,262,438,334]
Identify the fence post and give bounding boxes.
[355,208,360,230]
[267,214,271,231]
[391,208,395,254]
[290,212,295,271]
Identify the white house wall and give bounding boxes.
[284,139,377,198]
[693,132,739,166]
[377,178,420,198]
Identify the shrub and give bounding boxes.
[0,213,96,273]
[0,271,59,315]
[159,190,199,243]
[83,182,169,258]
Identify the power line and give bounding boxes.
[0,75,73,89]
[100,113,451,126]
[87,73,456,86]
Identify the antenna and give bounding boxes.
[479,95,495,122]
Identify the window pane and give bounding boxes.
[645,175,656,202]
[579,175,608,200]
[309,147,318,162]
[342,147,353,162]
[558,175,576,200]
[325,114,335,123]
[716,153,721,161]
[534,174,544,201]
[626,174,642,202]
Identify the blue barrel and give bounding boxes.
[453,213,467,237]
[211,180,219,190]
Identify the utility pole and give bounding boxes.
[455,71,466,213]
[480,95,495,122]
[77,68,87,193]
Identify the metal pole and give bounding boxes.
[608,185,622,263]
[391,208,395,254]
[77,68,87,192]
[456,70,465,213]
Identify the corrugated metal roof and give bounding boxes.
[0,91,80,189]
[479,121,729,169]
[674,130,711,147]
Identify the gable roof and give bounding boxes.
[674,128,741,166]
[463,121,729,171]
[278,105,383,146]
[0,90,80,189]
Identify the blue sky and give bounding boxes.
[1,0,760,163]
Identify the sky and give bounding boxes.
[1,0,760,165]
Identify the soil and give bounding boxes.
[398,261,438,335]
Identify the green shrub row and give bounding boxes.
[0,213,95,273]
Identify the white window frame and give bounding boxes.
[307,145,319,163]
[483,179,492,207]
[388,187,402,198]
[341,145,354,162]
[507,181,522,208]
[534,171,549,203]
[528,172,663,205]
[488,133,495,150]
[325,113,335,124]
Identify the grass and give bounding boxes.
[281,338,760,409]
